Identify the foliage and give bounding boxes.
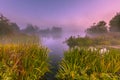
[21,24,39,34]
[66,36,93,48]
[0,14,13,35]
[51,26,62,33]
[66,33,120,48]
[0,14,20,35]
[39,26,62,38]
[0,34,39,45]
[109,13,120,32]
[56,48,120,80]
[0,34,50,80]
[0,43,50,80]
[10,23,20,33]
[86,21,108,36]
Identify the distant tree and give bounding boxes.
[66,36,93,48]
[0,14,13,35]
[10,23,20,32]
[51,26,62,33]
[86,21,108,36]
[22,24,39,34]
[39,28,50,33]
[109,13,120,32]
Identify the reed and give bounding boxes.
[0,36,50,80]
[56,47,120,80]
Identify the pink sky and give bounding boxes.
[0,0,120,31]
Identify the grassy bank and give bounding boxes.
[0,44,50,80]
[66,33,120,48]
[0,34,50,80]
[0,34,39,45]
[57,47,120,80]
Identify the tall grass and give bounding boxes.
[0,35,50,80]
[56,47,120,80]
[0,34,39,45]
[0,44,50,80]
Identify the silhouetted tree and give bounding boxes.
[51,26,62,33]
[109,13,120,32]
[0,14,13,35]
[22,24,39,34]
[86,21,108,36]
[11,23,20,32]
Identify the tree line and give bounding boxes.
[66,12,120,48]
[86,12,120,36]
[0,14,62,36]
[0,14,20,35]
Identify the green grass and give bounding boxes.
[56,47,120,80]
[0,34,39,45]
[0,35,50,80]
[66,33,120,48]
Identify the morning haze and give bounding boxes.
[0,0,120,80]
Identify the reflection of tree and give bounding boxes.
[51,27,62,33]
[39,28,51,37]
[51,27,62,39]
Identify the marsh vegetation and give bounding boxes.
[0,12,120,80]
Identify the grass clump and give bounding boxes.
[0,43,50,80]
[56,47,120,80]
[66,33,120,48]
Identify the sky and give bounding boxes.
[0,0,120,31]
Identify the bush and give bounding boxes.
[66,33,120,48]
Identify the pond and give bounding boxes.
[41,32,85,60]
[40,32,84,79]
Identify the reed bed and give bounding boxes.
[0,34,39,45]
[0,35,50,80]
[56,47,120,80]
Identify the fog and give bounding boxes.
[40,28,85,57]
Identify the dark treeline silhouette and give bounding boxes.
[109,13,120,32]
[39,26,62,38]
[21,24,39,34]
[21,24,63,38]
[0,14,20,36]
[86,12,120,37]
[0,14,62,38]
[85,21,108,37]
[66,12,120,48]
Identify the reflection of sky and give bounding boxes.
[0,0,120,30]
[41,35,68,55]
[41,32,85,57]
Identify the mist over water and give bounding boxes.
[41,31,85,57]
[40,31,85,79]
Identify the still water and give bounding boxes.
[40,32,84,79]
[41,32,84,57]
[41,32,85,62]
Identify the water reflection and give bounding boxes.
[40,32,84,79]
[41,35,67,56]
[41,32,85,57]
